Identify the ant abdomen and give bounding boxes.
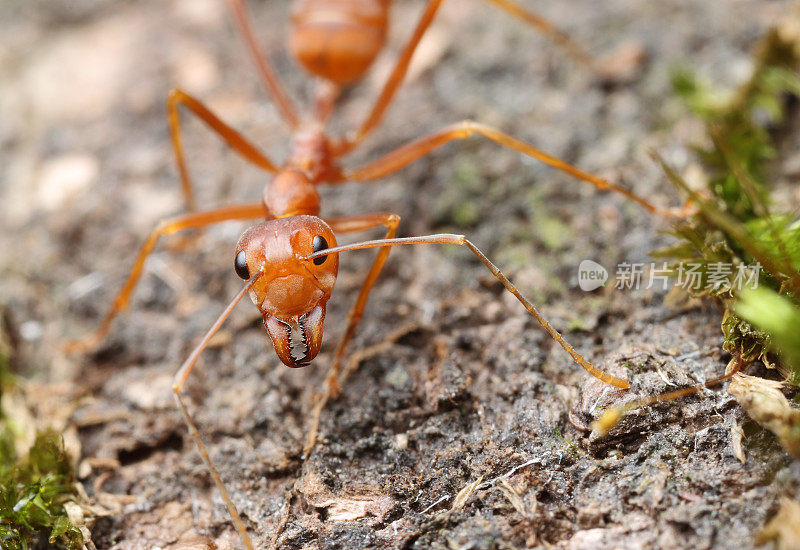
[290,0,390,84]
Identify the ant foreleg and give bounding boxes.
[462,236,629,388]
[64,203,266,354]
[304,212,401,454]
[323,213,402,397]
[173,272,263,550]
[168,89,279,212]
[304,233,630,389]
[343,120,688,218]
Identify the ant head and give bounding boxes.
[235,215,338,367]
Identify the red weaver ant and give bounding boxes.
[67,0,687,547]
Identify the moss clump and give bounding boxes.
[0,346,83,550]
[655,16,800,381]
[0,429,83,549]
[736,288,800,383]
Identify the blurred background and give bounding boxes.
[0,0,798,548]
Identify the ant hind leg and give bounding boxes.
[338,0,597,154]
[226,0,300,128]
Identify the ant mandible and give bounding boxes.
[67,0,686,547]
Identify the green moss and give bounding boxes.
[670,27,800,222]
[534,215,572,252]
[432,154,487,229]
[721,310,772,365]
[736,288,800,383]
[451,201,481,228]
[654,21,800,383]
[0,430,83,549]
[567,317,586,332]
[0,350,83,550]
[564,437,579,457]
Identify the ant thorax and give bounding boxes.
[262,168,321,218]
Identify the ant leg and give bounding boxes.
[593,356,750,435]
[303,212,400,454]
[325,213,401,394]
[226,0,299,127]
[64,203,266,354]
[461,236,628,388]
[304,233,629,385]
[173,273,262,550]
[479,0,592,67]
[342,120,686,218]
[338,0,593,154]
[168,89,278,211]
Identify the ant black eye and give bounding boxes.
[234,250,250,279]
[312,236,329,265]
